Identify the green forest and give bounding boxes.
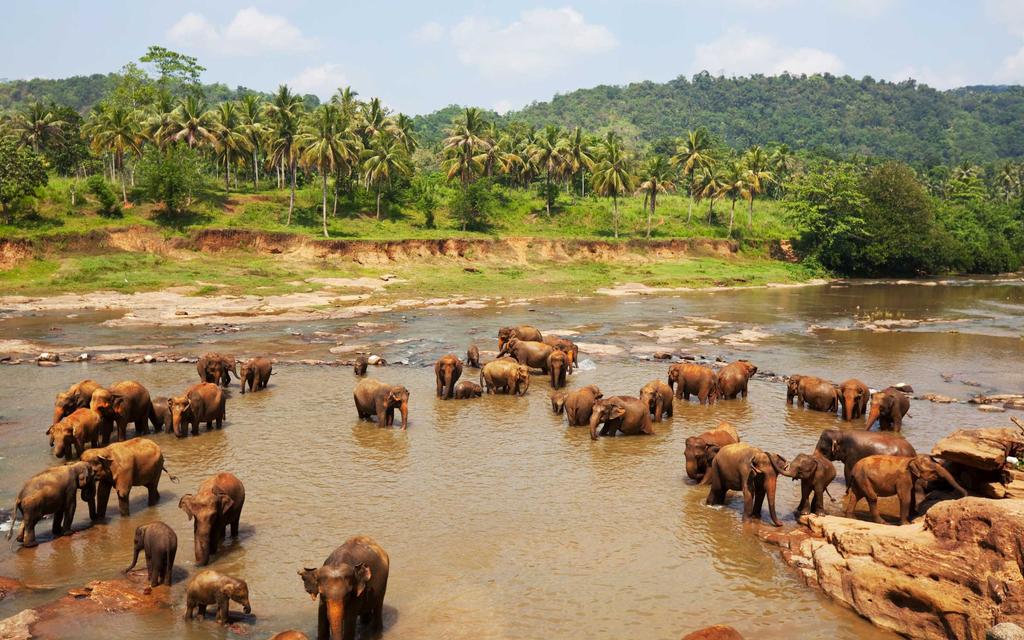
[1,46,1023,278]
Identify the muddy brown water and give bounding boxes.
[0,278,1022,639]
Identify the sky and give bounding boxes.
[1,1,1023,116]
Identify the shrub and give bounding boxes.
[136,145,202,215]
[85,175,121,217]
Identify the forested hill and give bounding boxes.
[415,73,1024,164]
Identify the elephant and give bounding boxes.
[560,385,603,426]
[354,379,410,429]
[169,383,226,437]
[184,569,252,624]
[353,356,369,376]
[82,438,175,520]
[501,338,556,373]
[466,344,481,368]
[124,521,177,587]
[197,353,236,387]
[639,380,674,422]
[547,350,570,389]
[716,360,758,399]
[53,379,102,425]
[780,453,837,515]
[270,633,310,640]
[684,422,740,481]
[151,397,171,433]
[239,357,273,394]
[838,378,870,420]
[498,325,543,351]
[453,381,483,399]
[299,535,390,640]
[480,358,531,395]
[47,407,108,459]
[7,461,94,548]
[704,443,788,526]
[786,374,839,412]
[434,354,464,399]
[550,391,567,414]
[845,454,968,524]
[814,429,916,485]
[179,472,246,566]
[667,363,718,405]
[866,386,911,432]
[542,335,578,371]
[589,396,654,440]
[90,381,157,442]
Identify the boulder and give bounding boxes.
[681,626,745,640]
[989,622,1024,639]
[932,427,1024,471]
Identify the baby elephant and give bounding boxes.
[453,381,483,399]
[466,344,481,368]
[125,521,177,587]
[354,379,410,429]
[185,569,252,625]
[845,454,968,524]
[239,357,273,394]
[780,453,836,516]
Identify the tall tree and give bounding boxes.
[717,160,752,234]
[635,155,676,238]
[297,104,356,237]
[85,104,140,204]
[692,164,725,223]
[742,145,774,227]
[527,125,567,215]
[239,94,265,189]
[362,132,411,220]
[166,95,216,148]
[441,108,491,187]
[591,133,635,239]
[265,85,305,224]
[11,102,67,154]
[563,126,594,198]
[212,102,250,191]
[671,128,715,223]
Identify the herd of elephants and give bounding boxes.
[6,324,971,640]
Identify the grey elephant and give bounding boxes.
[125,521,178,587]
[8,461,95,547]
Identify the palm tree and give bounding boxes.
[635,156,676,238]
[166,95,217,149]
[671,128,715,223]
[264,85,305,224]
[296,104,356,237]
[85,104,140,204]
[212,102,251,192]
[358,97,388,145]
[997,163,1022,202]
[527,125,567,215]
[362,132,411,219]
[12,102,67,153]
[692,164,725,224]
[441,108,491,187]
[331,86,360,120]
[391,113,417,155]
[591,133,635,239]
[563,127,594,198]
[140,94,176,151]
[239,94,265,189]
[741,145,774,228]
[717,160,752,234]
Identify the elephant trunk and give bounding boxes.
[589,412,602,440]
[685,457,701,481]
[326,599,345,640]
[865,404,881,429]
[936,463,969,497]
[519,375,530,396]
[399,402,409,430]
[843,394,854,421]
[765,473,781,527]
[52,406,64,426]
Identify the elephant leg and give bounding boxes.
[812,485,826,515]
[198,603,208,618]
[117,418,128,442]
[52,505,65,536]
[147,482,160,506]
[843,489,859,518]
[63,494,76,533]
[684,391,692,402]
[752,486,766,520]
[318,599,329,640]
[741,384,749,398]
[148,560,158,587]
[96,482,112,519]
[190,418,199,436]
[184,600,195,620]
[215,594,230,624]
[665,399,673,418]
[117,487,131,517]
[742,486,755,519]
[796,482,812,514]
[231,512,240,537]
[21,516,38,547]
[136,417,148,436]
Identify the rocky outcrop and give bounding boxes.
[763,497,1024,640]
[681,625,745,639]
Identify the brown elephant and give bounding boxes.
[547,350,570,389]
[667,363,718,405]
[124,521,177,587]
[559,385,603,426]
[838,378,869,420]
[845,454,968,524]
[815,429,917,485]
[453,381,483,399]
[53,379,102,425]
[480,358,531,395]
[90,381,156,442]
[716,360,757,399]
[239,357,273,394]
[47,407,108,459]
[270,632,310,640]
[780,453,837,515]
[542,335,578,371]
[589,396,654,440]
[82,438,175,520]
[704,443,787,526]
[785,375,839,413]
[639,380,674,422]
[550,391,567,414]
[434,354,464,399]
[179,472,246,566]
[197,353,236,387]
[7,461,94,548]
[354,379,410,429]
[169,383,226,437]
[498,325,543,351]
[684,422,740,481]
[353,356,369,376]
[184,569,252,624]
[466,344,481,368]
[866,386,911,432]
[501,338,556,372]
[300,536,390,640]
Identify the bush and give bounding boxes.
[449,179,495,231]
[136,145,202,215]
[0,140,48,223]
[85,175,121,217]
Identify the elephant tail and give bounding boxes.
[824,485,837,502]
[6,498,20,540]
[161,465,180,484]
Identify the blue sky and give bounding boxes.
[1,1,1023,115]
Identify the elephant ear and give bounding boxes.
[704,444,721,462]
[299,568,320,599]
[769,452,788,474]
[76,464,93,487]
[218,494,235,515]
[354,563,372,597]
[178,495,196,520]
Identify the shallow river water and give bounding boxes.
[0,277,1022,639]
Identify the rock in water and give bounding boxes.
[681,625,745,639]
[932,428,1024,471]
[989,623,1024,640]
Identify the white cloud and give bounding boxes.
[889,65,967,89]
[493,99,515,115]
[986,0,1024,38]
[414,21,445,44]
[167,7,315,56]
[449,7,617,77]
[692,27,843,77]
[998,45,1024,82]
[287,64,348,99]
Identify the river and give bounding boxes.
[0,277,1022,639]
